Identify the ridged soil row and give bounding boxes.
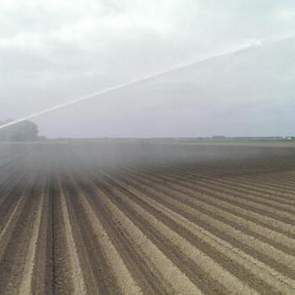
[62,175,123,295]
[0,172,43,295]
[30,175,54,295]
[79,193,144,294]
[160,167,295,205]
[123,168,295,255]
[203,177,295,208]
[124,167,295,238]
[129,168,295,236]
[78,176,203,295]
[210,169,295,192]
[137,172,295,268]
[213,171,295,197]
[0,151,36,252]
[85,176,218,295]
[56,151,117,294]
[77,173,180,295]
[253,175,295,195]
[136,168,295,224]
[96,172,291,295]
[113,172,290,292]
[17,175,46,295]
[0,173,28,232]
[60,182,97,294]
[125,164,295,204]
[125,170,295,265]
[58,181,88,295]
[164,169,295,210]
[107,171,293,294]
[151,163,295,198]
[67,177,145,295]
[63,174,129,295]
[201,176,295,205]
[0,190,27,263]
[110,175,294,294]
[49,173,77,295]
[160,171,295,216]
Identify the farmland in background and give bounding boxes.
[1,141,295,294]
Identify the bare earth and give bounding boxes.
[1,142,295,295]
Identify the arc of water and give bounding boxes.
[0,35,293,130]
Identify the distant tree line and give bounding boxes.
[0,120,41,141]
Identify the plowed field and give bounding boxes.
[1,142,295,295]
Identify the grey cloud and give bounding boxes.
[0,0,295,137]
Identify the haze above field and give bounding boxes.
[1,0,295,138]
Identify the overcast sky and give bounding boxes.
[1,0,295,137]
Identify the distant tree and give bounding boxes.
[0,120,39,141]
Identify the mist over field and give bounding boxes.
[2,2,295,295]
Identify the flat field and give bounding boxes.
[1,142,295,295]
